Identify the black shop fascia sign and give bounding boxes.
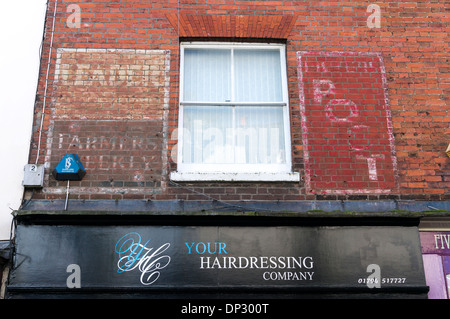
[6,213,428,298]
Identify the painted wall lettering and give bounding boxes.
[8,225,423,294]
[185,242,228,255]
[66,264,81,288]
[366,264,381,289]
[66,4,81,29]
[420,232,450,255]
[49,119,164,190]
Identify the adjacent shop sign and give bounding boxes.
[421,232,450,254]
[8,224,426,296]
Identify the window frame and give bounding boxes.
[171,42,299,182]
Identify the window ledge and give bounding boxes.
[170,172,300,182]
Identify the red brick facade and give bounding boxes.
[29,0,449,202]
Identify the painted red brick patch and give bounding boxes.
[48,119,164,197]
[297,51,398,195]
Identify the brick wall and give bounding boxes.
[29,0,449,202]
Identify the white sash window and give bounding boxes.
[172,43,299,182]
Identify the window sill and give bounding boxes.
[170,172,300,182]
